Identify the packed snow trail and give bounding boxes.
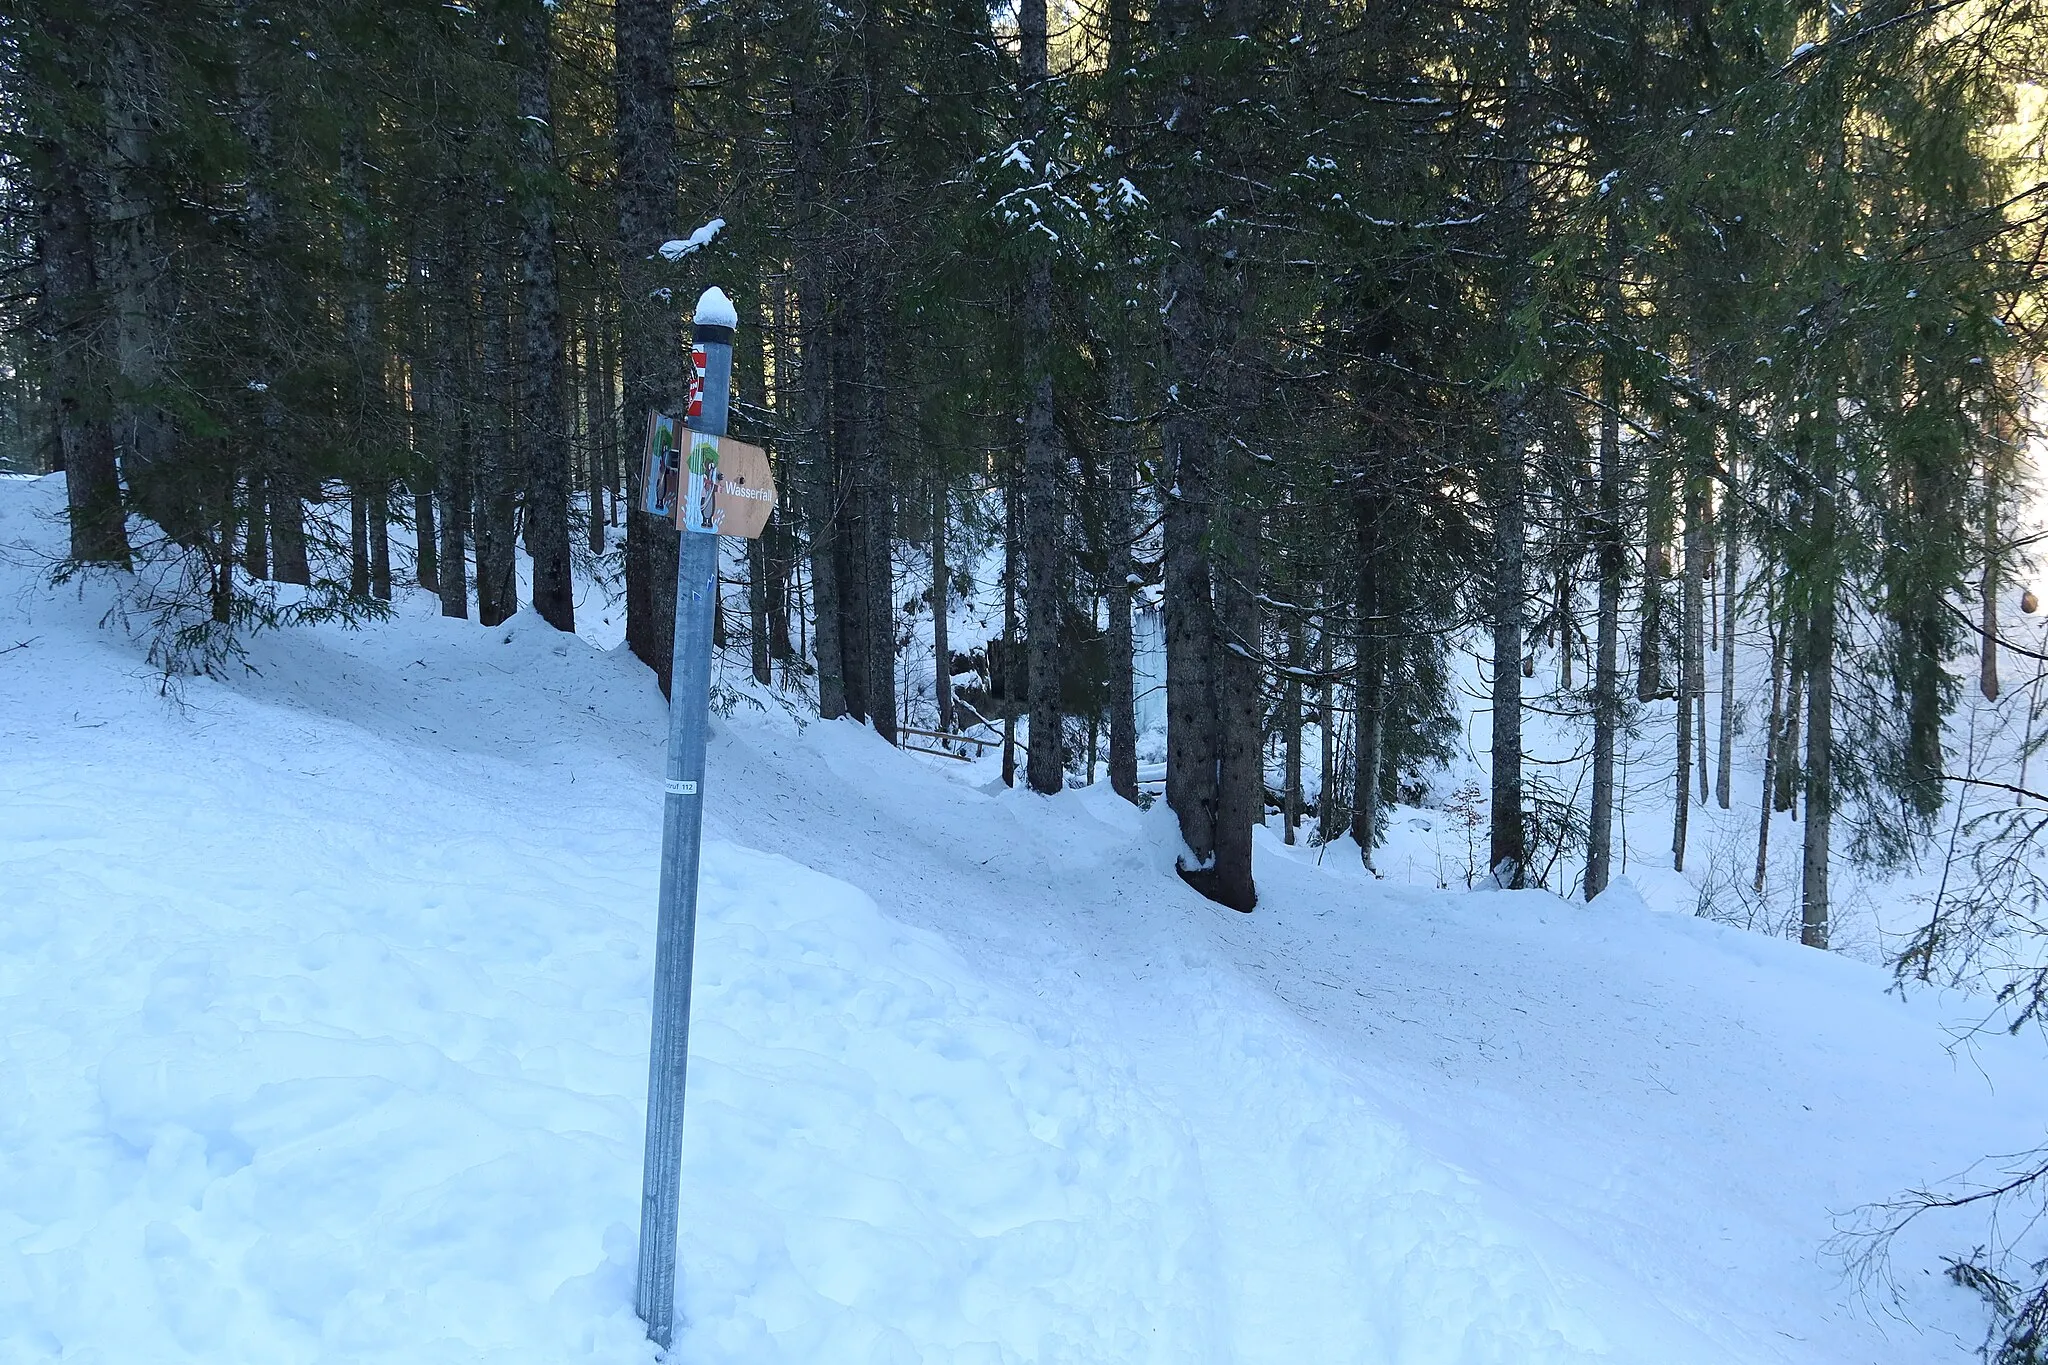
[4,473,2044,1363]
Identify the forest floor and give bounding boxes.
[5,471,2047,1364]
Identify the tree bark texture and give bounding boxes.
[931,483,954,732]
[1586,283,1623,900]
[35,123,130,565]
[1020,0,1063,794]
[1105,365,1140,803]
[614,0,684,685]
[472,231,518,628]
[1756,585,1785,894]
[1487,0,1533,888]
[514,0,575,633]
[1716,474,1739,810]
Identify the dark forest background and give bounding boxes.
[7,0,2048,946]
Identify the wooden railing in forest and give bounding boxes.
[895,725,1000,762]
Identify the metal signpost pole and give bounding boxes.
[635,287,736,1349]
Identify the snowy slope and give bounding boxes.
[3,472,2043,1364]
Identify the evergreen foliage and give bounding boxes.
[3,0,2043,929]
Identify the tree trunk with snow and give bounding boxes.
[1981,425,2004,702]
[1756,583,1785,894]
[1283,619,1304,845]
[472,232,518,629]
[931,483,954,733]
[33,115,129,566]
[513,0,574,634]
[614,0,683,685]
[1586,272,1623,901]
[1353,496,1387,865]
[1487,0,1534,889]
[1716,472,1738,810]
[1320,620,1338,845]
[1104,367,1140,804]
[1020,0,1063,794]
[1776,655,1802,818]
[1003,468,1020,787]
[584,309,610,557]
[1801,490,1837,950]
[1637,469,1670,703]
[791,92,846,718]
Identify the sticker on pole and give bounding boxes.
[677,434,777,538]
[687,347,707,419]
[640,411,682,519]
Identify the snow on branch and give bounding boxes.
[657,218,725,261]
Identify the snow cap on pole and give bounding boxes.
[695,287,738,330]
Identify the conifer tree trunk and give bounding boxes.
[788,37,845,715]
[1162,372,1226,891]
[1319,619,1337,844]
[1674,477,1703,871]
[1696,613,1710,802]
[439,442,472,619]
[370,486,391,600]
[800,307,845,715]
[1100,0,1140,806]
[243,476,269,580]
[413,475,438,592]
[1981,441,2001,701]
[103,31,172,496]
[1586,279,1624,900]
[931,483,954,732]
[1686,479,1708,810]
[344,130,374,604]
[615,0,683,685]
[233,16,307,588]
[209,469,236,625]
[1020,0,1063,793]
[430,224,471,619]
[832,306,870,722]
[514,0,574,633]
[34,123,129,565]
[1673,688,1692,872]
[857,293,895,743]
[584,312,610,555]
[1777,656,1802,817]
[473,236,518,627]
[1353,496,1387,865]
[738,295,771,686]
[763,284,795,662]
[1716,473,1739,809]
[1556,571,1572,690]
[270,486,310,585]
[407,251,439,594]
[1104,367,1139,803]
[1757,584,1785,894]
[1283,619,1303,845]
[1154,0,1257,911]
[351,492,371,596]
[1002,468,1020,786]
[1802,485,1838,949]
[1487,0,1534,888]
[1637,468,1670,701]
[1214,487,1264,890]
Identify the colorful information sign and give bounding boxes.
[640,411,681,519]
[680,433,776,538]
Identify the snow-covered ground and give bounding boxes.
[4,471,2046,1363]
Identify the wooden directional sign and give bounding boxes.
[677,431,777,539]
[640,411,682,520]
